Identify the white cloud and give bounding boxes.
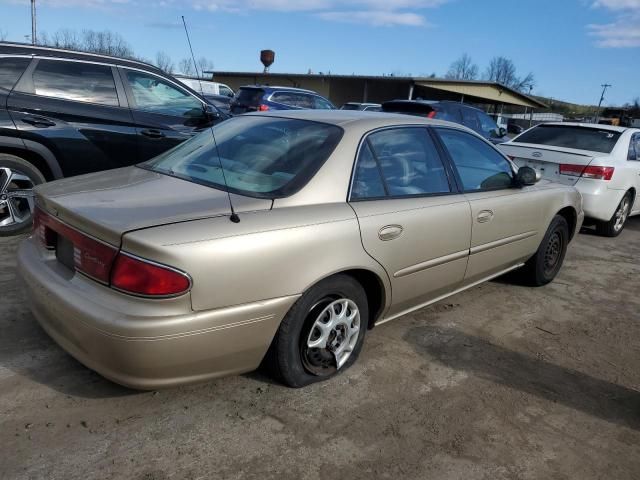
[589,0,640,47]
[317,10,427,26]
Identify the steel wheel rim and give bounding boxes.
[0,167,36,229]
[302,298,361,376]
[613,197,630,232]
[543,231,563,275]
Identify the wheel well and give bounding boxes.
[557,206,578,240]
[0,147,55,181]
[627,188,636,211]
[339,269,386,330]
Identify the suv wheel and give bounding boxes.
[0,154,46,237]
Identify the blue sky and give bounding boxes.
[1,0,639,106]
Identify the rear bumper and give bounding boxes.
[18,237,298,390]
[575,179,625,222]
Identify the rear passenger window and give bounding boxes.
[436,128,513,191]
[313,96,333,109]
[351,128,451,199]
[0,57,31,91]
[461,107,481,133]
[32,59,118,106]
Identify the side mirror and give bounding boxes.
[203,103,221,121]
[498,127,507,137]
[515,166,540,186]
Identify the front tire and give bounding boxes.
[0,154,46,237]
[266,274,368,388]
[520,215,569,286]
[595,191,632,237]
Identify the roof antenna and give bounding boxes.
[181,15,204,97]
[182,16,239,223]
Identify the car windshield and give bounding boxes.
[515,125,622,153]
[141,116,343,198]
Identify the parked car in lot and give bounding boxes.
[175,76,234,98]
[507,122,525,135]
[341,102,382,112]
[499,123,640,236]
[230,86,335,114]
[382,100,509,144]
[0,42,227,236]
[18,110,583,389]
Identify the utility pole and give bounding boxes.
[30,0,37,45]
[595,83,611,123]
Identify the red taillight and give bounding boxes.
[110,253,191,297]
[33,207,118,282]
[559,164,614,181]
[427,111,437,118]
[258,104,269,111]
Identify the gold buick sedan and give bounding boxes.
[18,111,584,389]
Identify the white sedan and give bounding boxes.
[499,123,640,236]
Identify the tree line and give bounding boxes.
[34,28,214,78]
[445,53,535,93]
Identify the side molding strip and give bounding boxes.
[470,231,537,256]
[394,249,468,278]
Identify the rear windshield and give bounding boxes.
[142,116,343,198]
[382,101,434,116]
[233,88,264,106]
[515,125,622,153]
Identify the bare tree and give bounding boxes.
[155,51,174,74]
[484,56,535,92]
[445,54,478,80]
[37,29,135,59]
[178,58,196,76]
[196,57,214,76]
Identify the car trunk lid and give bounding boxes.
[35,166,272,247]
[499,143,609,186]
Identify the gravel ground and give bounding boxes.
[1,219,639,480]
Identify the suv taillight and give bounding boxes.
[559,164,615,181]
[427,111,437,118]
[111,253,191,297]
[258,104,269,111]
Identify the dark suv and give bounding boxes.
[382,100,508,144]
[230,86,335,114]
[0,42,226,236]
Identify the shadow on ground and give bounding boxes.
[405,325,640,431]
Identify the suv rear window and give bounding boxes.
[0,57,31,91]
[234,88,264,107]
[516,125,622,153]
[143,116,343,198]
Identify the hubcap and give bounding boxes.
[544,231,562,275]
[302,298,361,376]
[0,167,36,229]
[613,197,630,232]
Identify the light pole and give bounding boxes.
[30,0,37,45]
[595,84,611,123]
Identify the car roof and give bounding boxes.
[239,85,318,94]
[0,41,162,73]
[534,122,631,133]
[384,99,484,112]
[244,109,466,130]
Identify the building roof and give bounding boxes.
[208,70,547,109]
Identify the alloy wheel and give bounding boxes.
[613,196,631,233]
[0,167,36,229]
[302,298,361,376]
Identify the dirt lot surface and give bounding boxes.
[1,220,639,480]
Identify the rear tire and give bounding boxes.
[520,215,569,286]
[265,274,368,388]
[595,191,632,237]
[0,154,46,237]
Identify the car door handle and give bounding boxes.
[378,225,403,241]
[477,210,494,223]
[140,129,166,139]
[21,117,55,128]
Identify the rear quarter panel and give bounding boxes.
[121,203,392,313]
[533,181,584,239]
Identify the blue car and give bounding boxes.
[230,86,335,114]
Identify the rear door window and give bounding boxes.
[435,103,462,123]
[32,59,119,106]
[476,111,499,137]
[629,133,640,161]
[461,107,481,133]
[515,125,622,153]
[0,57,31,91]
[313,96,334,109]
[271,92,297,107]
[351,127,451,199]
